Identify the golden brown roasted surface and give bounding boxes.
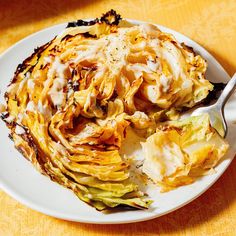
[1,10,216,210]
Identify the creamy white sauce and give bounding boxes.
[6,83,18,94]
[160,74,171,92]
[15,125,25,135]
[4,115,15,123]
[132,111,150,126]
[54,57,67,79]
[26,101,36,112]
[162,145,178,175]
[146,85,158,103]
[48,77,67,107]
[142,135,186,182]
[17,113,24,123]
[161,41,182,78]
[134,41,146,50]
[27,79,35,90]
[27,100,52,119]
[93,66,106,81]
[47,57,68,107]
[87,194,93,199]
[147,60,159,72]
[16,23,195,120]
[103,32,129,74]
[54,142,67,155]
[44,56,52,64]
[129,63,151,73]
[149,38,160,48]
[49,91,66,107]
[47,57,68,82]
[128,63,152,78]
[182,78,192,89]
[38,138,44,142]
[132,111,149,120]
[67,88,74,98]
[77,125,94,139]
[74,47,100,63]
[37,101,52,118]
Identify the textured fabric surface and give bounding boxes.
[0,0,236,235]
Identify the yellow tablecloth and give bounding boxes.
[0,0,236,235]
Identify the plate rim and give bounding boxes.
[0,18,233,224]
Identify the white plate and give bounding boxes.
[0,19,235,224]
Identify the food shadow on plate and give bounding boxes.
[102,203,156,215]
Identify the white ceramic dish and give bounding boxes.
[0,19,235,224]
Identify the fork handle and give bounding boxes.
[216,73,236,109]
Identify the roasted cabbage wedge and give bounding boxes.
[1,10,219,210]
[142,114,229,192]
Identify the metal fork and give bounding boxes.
[192,73,236,138]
